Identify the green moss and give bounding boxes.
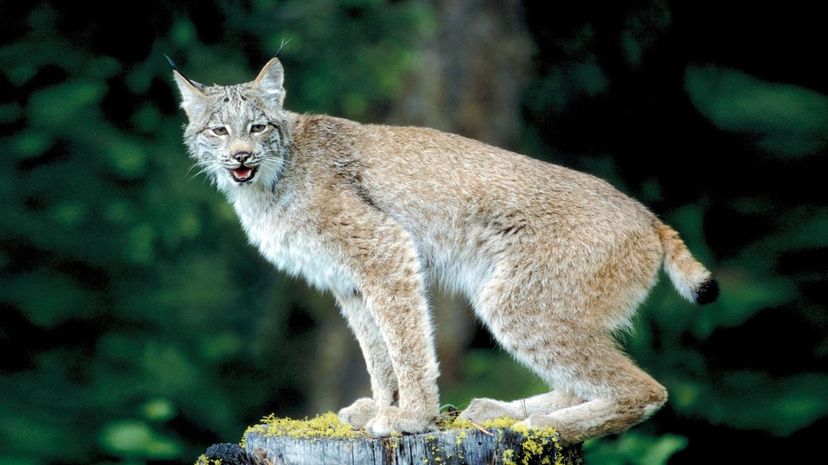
[194,454,222,465]
[455,430,467,446]
[382,435,402,450]
[508,423,564,465]
[503,448,517,465]
[243,412,529,441]
[438,415,521,430]
[242,412,569,464]
[243,412,370,440]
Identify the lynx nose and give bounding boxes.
[233,152,251,163]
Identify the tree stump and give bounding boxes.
[198,413,583,465]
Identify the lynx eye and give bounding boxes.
[210,126,228,136]
[250,124,267,133]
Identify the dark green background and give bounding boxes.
[1,1,825,464]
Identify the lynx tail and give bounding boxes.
[654,220,719,305]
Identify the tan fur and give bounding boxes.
[172,58,716,443]
[655,221,714,301]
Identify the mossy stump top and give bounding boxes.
[200,413,582,465]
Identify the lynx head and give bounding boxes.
[172,58,290,193]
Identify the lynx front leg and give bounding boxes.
[334,289,398,429]
[323,194,440,435]
[358,252,440,435]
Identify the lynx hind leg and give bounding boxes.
[511,327,666,444]
[473,273,666,444]
[460,391,582,423]
[515,351,668,445]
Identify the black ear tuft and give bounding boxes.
[274,38,291,58]
[167,55,204,93]
[693,277,720,305]
[163,54,178,71]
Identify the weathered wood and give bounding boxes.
[198,413,582,465]
[207,429,582,465]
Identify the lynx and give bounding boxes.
[172,57,718,444]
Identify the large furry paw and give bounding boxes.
[366,406,436,436]
[460,397,521,422]
[338,398,378,429]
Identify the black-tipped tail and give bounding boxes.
[693,278,719,305]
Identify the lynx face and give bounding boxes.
[173,58,290,193]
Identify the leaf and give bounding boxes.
[106,139,148,178]
[685,65,828,157]
[709,372,828,436]
[98,419,182,459]
[10,130,55,159]
[584,432,688,465]
[27,80,105,127]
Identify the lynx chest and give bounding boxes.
[230,190,354,293]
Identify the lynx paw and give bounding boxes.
[515,413,558,429]
[460,398,520,422]
[338,397,379,429]
[366,406,436,436]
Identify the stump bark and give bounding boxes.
[202,429,582,465]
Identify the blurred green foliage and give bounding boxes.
[584,432,687,465]
[686,65,828,157]
[1,1,825,465]
[0,1,431,464]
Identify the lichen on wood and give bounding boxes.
[244,412,371,441]
[211,412,583,465]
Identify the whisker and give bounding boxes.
[185,161,203,177]
[187,161,219,182]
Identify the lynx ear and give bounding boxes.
[252,57,285,106]
[171,69,207,120]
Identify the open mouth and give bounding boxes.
[229,166,257,183]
